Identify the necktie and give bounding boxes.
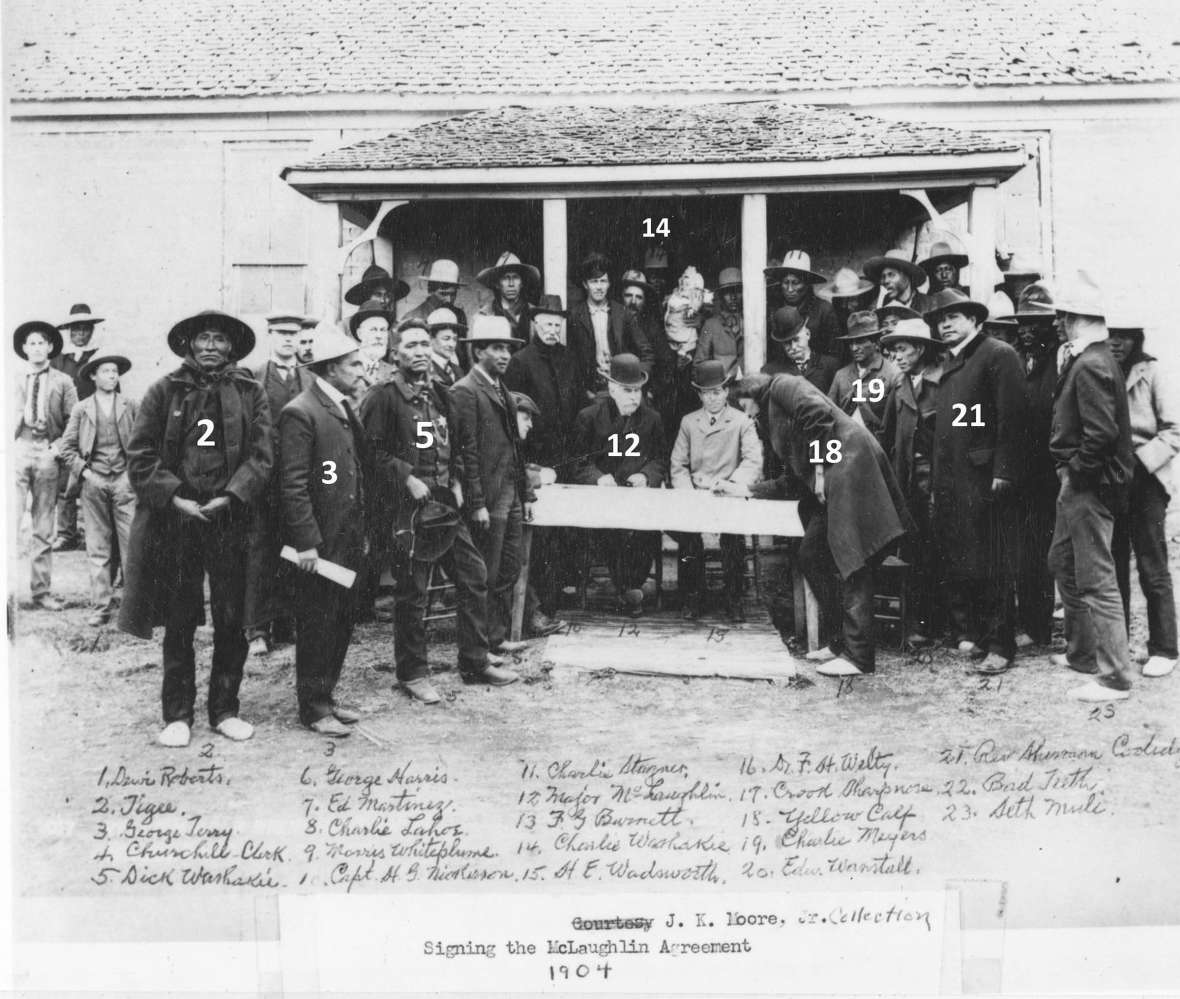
[28,371,42,427]
[276,364,293,382]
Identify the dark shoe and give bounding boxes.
[527,611,565,637]
[401,679,442,704]
[493,639,530,654]
[33,595,66,612]
[463,664,520,686]
[331,704,362,724]
[310,716,352,737]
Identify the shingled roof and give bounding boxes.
[285,102,1021,175]
[8,0,1180,103]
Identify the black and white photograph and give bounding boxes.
[4,0,1180,993]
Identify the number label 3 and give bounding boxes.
[321,461,337,485]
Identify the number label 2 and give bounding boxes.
[607,433,640,458]
[195,419,216,446]
[641,217,671,239]
[808,440,842,464]
[951,403,985,427]
[852,378,885,404]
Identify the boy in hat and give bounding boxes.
[118,310,273,747]
[425,307,466,388]
[671,360,763,621]
[695,268,744,378]
[924,288,1027,675]
[361,317,517,703]
[280,328,373,737]
[569,252,654,397]
[58,354,137,626]
[344,262,409,312]
[478,251,541,343]
[828,311,903,440]
[920,241,969,294]
[451,315,535,656]
[349,299,396,405]
[572,353,668,618]
[1108,318,1180,679]
[13,321,78,610]
[764,307,840,393]
[764,250,840,360]
[866,249,934,317]
[403,259,469,328]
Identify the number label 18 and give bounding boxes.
[808,440,842,464]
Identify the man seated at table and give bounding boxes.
[670,360,763,622]
[572,353,668,618]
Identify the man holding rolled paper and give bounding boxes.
[279,328,372,737]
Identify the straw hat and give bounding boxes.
[425,307,467,334]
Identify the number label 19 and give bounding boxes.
[852,378,885,404]
[808,440,842,464]
[607,433,640,458]
[951,403,985,427]
[641,217,670,239]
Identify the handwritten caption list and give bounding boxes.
[88,728,1179,891]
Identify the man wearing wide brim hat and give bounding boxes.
[764,250,840,360]
[922,288,990,329]
[696,267,745,379]
[1001,250,1043,309]
[1046,270,1136,702]
[118,307,273,749]
[57,353,137,626]
[277,326,373,736]
[828,311,903,437]
[982,291,1019,346]
[478,251,540,344]
[817,267,875,307]
[425,306,467,388]
[876,302,923,335]
[571,353,668,618]
[402,259,469,329]
[344,262,410,309]
[919,240,969,294]
[865,248,934,316]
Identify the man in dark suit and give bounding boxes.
[451,315,536,655]
[762,306,840,392]
[925,289,1027,674]
[279,329,372,736]
[1046,272,1135,702]
[568,253,654,399]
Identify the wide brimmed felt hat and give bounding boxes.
[418,259,464,287]
[607,352,648,387]
[770,305,809,342]
[983,291,1017,328]
[619,269,658,299]
[344,264,410,307]
[349,298,395,336]
[1014,280,1057,321]
[425,307,467,334]
[14,320,63,359]
[394,488,461,563]
[881,317,940,347]
[876,303,923,324]
[167,309,256,359]
[922,288,989,326]
[836,310,882,341]
[714,267,743,293]
[864,249,927,287]
[1053,270,1105,318]
[512,391,541,415]
[920,240,969,274]
[764,249,826,284]
[57,303,105,329]
[266,309,305,333]
[528,294,568,319]
[476,252,541,290]
[299,328,361,367]
[691,359,733,390]
[462,313,524,346]
[817,267,874,302]
[78,353,131,382]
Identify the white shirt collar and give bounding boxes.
[315,375,349,417]
[949,330,980,357]
[432,350,455,368]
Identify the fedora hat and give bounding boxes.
[511,391,541,416]
[57,303,105,329]
[770,305,809,343]
[344,264,410,307]
[425,307,467,334]
[476,252,541,290]
[764,249,826,284]
[393,487,461,563]
[167,310,255,359]
[923,288,989,326]
[419,259,464,287]
[983,291,1017,329]
[529,294,568,319]
[299,328,361,367]
[714,267,743,293]
[14,320,64,359]
[691,359,732,390]
[881,317,940,347]
[619,269,658,299]
[1053,270,1105,318]
[876,303,923,325]
[349,298,395,336]
[266,310,305,333]
[606,353,648,387]
[1015,280,1057,320]
[78,353,131,382]
[920,240,969,274]
[817,267,874,303]
[836,310,883,341]
[462,313,523,346]
[864,249,927,287]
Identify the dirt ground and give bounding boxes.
[9,530,1180,933]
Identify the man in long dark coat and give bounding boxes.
[925,289,1027,674]
[733,372,913,677]
[119,310,273,748]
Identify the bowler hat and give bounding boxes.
[770,305,809,343]
[919,240,969,274]
[528,294,568,320]
[1053,270,1105,318]
[393,488,461,563]
[836,310,882,341]
[476,252,541,290]
[14,320,63,359]
[923,289,989,326]
[714,267,743,293]
[818,267,874,303]
[691,360,732,390]
[167,310,255,359]
[606,353,648,387]
[512,391,541,416]
[57,303,105,329]
[880,318,940,347]
[349,299,395,337]
[418,259,464,286]
[462,314,524,346]
[619,270,658,299]
[299,328,361,367]
[344,264,410,307]
[78,354,131,382]
[764,249,826,284]
[864,249,927,288]
[425,307,467,334]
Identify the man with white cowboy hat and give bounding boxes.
[671,360,763,622]
[279,327,373,737]
[13,319,77,611]
[818,266,876,332]
[695,267,745,378]
[57,353,137,627]
[478,251,541,344]
[344,261,410,312]
[572,353,669,618]
[424,306,466,388]
[764,250,840,360]
[924,288,1026,676]
[349,298,397,406]
[402,259,469,328]
[451,314,535,657]
[828,310,903,440]
[360,315,516,702]
[118,309,273,748]
[1046,271,1135,702]
[919,240,969,294]
[865,248,934,317]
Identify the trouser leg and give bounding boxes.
[720,534,746,597]
[161,525,204,726]
[841,562,877,671]
[204,516,250,726]
[56,474,80,545]
[112,473,136,593]
[393,555,431,682]
[294,573,352,724]
[474,496,520,650]
[29,446,59,599]
[443,524,490,674]
[80,477,115,612]
[1130,469,1177,658]
[673,532,704,600]
[799,510,841,651]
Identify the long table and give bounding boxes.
[510,483,818,647]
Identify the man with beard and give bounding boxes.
[919,241,969,294]
[695,268,744,378]
[478,251,540,343]
[764,251,839,361]
[828,311,903,441]
[425,308,466,388]
[349,299,397,406]
[119,310,273,747]
[866,249,935,319]
[620,269,665,358]
[569,253,653,398]
[403,259,468,329]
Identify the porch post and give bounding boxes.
[741,194,768,374]
[968,183,999,300]
[542,199,568,321]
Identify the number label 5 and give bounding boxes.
[415,421,434,448]
[808,440,842,464]
[196,418,216,446]
[607,433,640,458]
[321,460,337,485]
